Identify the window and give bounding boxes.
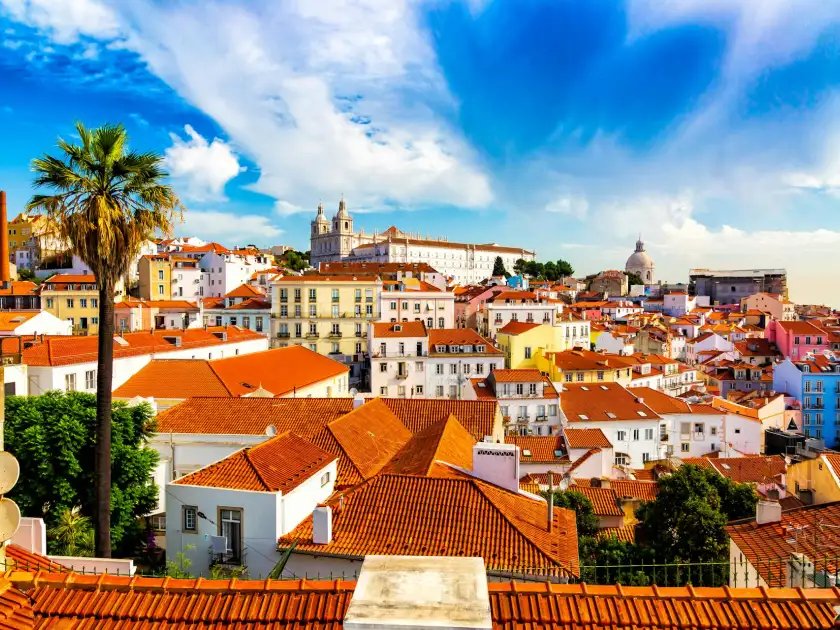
[219,508,242,562]
[331,342,340,353]
[158,269,164,280]
[79,298,87,308]
[390,301,397,310]
[158,285,164,295]
[91,317,98,324]
[529,383,537,395]
[183,506,197,532]
[356,343,362,353]
[332,305,339,318]
[91,298,98,308]
[355,289,362,302]
[366,305,373,316]
[436,385,444,397]
[450,364,458,374]
[711,427,718,436]
[616,430,627,441]
[516,383,524,395]
[65,373,77,391]
[66,299,74,308]
[681,443,690,452]
[449,385,457,398]
[564,373,573,383]
[436,364,444,375]
[309,288,317,301]
[416,385,424,395]
[365,289,373,302]
[615,453,629,466]
[632,429,640,441]
[597,371,604,381]
[46,298,53,309]
[549,404,558,416]
[438,317,444,328]
[576,373,584,382]
[85,370,96,390]
[476,363,484,374]
[642,453,650,463]
[230,316,238,326]
[380,387,388,395]
[380,363,388,373]
[256,317,263,332]
[524,347,532,359]
[414,303,421,313]
[331,289,339,303]
[644,428,654,440]
[309,304,317,318]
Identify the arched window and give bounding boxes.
[344,221,349,229]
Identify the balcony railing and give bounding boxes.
[397,372,409,380]
[305,333,320,339]
[328,331,343,339]
[276,332,291,338]
[535,415,548,422]
[371,351,428,358]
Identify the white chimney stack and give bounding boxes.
[313,506,333,544]
[756,500,782,525]
[471,442,520,493]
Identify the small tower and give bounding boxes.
[311,201,329,236]
[332,197,355,256]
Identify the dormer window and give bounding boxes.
[477,345,485,352]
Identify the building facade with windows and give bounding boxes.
[773,353,840,445]
[378,282,455,330]
[426,329,504,399]
[271,275,382,388]
[768,320,828,359]
[203,285,270,340]
[466,368,561,436]
[480,291,559,339]
[40,273,125,335]
[309,199,535,284]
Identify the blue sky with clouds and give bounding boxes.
[1,0,840,305]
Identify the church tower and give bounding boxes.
[332,197,355,256]
[310,202,332,265]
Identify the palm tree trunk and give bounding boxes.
[94,280,116,558]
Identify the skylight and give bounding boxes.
[636,411,647,417]
[522,449,532,457]
[114,337,129,346]
[581,386,589,391]
[606,412,617,419]
[579,414,589,420]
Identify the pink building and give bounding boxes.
[454,285,505,329]
[768,320,828,359]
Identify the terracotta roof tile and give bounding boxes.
[549,349,631,371]
[562,383,661,422]
[380,415,474,476]
[504,436,567,464]
[114,346,348,399]
[371,321,426,338]
[497,321,541,335]
[595,525,637,543]
[22,326,265,367]
[563,428,611,449]
[223,284,265,299]
[0,577,34,629]
[278,474,579,576]
[429,329,500,354]
[611,480,659,502]
[0,281,37,296]
[682,455,786,483]
[223,297,271,310]
[632,468,656,481]
[4,545,66,573]
[568,486,623,516]
[381,398,498,441]
[629,387,692,414]
[491,369,544,382]
[172,432,336,492]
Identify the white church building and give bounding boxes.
[309,199,536,284]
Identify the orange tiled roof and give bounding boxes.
[632,468,656,481]
[381,398,498,441]
[548,349,631,371]
[114,346,347,399]
[568,485,622,516]
[0,312,38,331]
[225,283,265,298]
[595,525,636,543]
[22,326,264,367]
[491,368,544,382]
[380,415,474,476]
[562,383,661,422]
[727,501,840,587]
[41,273,96,287]
[0,281,37,296]
[611,480,659,502]
[223,297,271,310]
[4,545,67,573]
[682,455,786,484]
[497,321,541,335]
[563,428,611,449]
[504,436,566,464]
[172,432,336,493]
[7,572,840,629]
[371,321,426,338]
[278,474,579,576]
[629,387,691,414]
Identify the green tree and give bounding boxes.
[27,122,182,557]
[47,507,94,557]
[543,261,559,281]
[556,259,574,277]
[16,268,40,283]
[281,249,310,272]
[492,256,508,277]
[636,465,757,568]
[5,391,160,556]
[542,489,600,538]
[513,258,527,276]
[625,271,644,287]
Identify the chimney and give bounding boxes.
[471,442,520,493]
[312,505,333,544]
[0,191,9,289]
[756,500,782,525]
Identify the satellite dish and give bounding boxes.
[0,498,21,542]
[265,424,277,436]
[0,452,19,495]
[349,388,359,397]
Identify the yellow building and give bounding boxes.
[271,275,382,387]
[41,273,125,335]
[495,321,564,369]
[786,454,840,506]
[138,255,172,301]
[534,348,633,386]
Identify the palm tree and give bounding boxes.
[28,122,182,557]
[47,507,94,557]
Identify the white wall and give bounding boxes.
[378,291,455,329]
[5,364,27,397]
[26,336,269,394]
[426,356,504,399]
[564,419,661,468]
[6,311,72,337]
[280,461,337,534]
[369,331,427,397]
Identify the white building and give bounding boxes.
[561,382,663,468]
[465,368,561,436]
[594,331,635,356]
[602,302,644,321]
[202,284,271,340]
[687,332,736,364]
[309,199,535,284]
[378,280,455,330]
[166,432,338,578]
[368,323,503,399]
[482,291,559,338]
[169,255,204,302]
[24,326,268,395]
[663,292,697,316]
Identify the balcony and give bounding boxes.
[397,372,409,380]
[517,416,530,423]
[535,415,548,422]
[355,332,367,338]
[328,331,343,339]
[305,333,320,340]
[371,351,428,358]
[276,332,291,339]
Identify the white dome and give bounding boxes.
[625,250,653,270]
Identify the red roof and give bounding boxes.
[491,368,544,382]
[5,545,67,573]
[371,321,427,338]
[172,432,336,493]
[562,383,661,422]
[563,428,611,449]
[22,326,266,367]
[504,436,567,463]
[224,283,265,298]
[497,321,541,335]
[569,485,622,516]
[0,281,37,296]
[278,474,579,576]
[429,329,500,353]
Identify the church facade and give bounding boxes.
[310,200,536,284]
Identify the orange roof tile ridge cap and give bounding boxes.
[205,359,236,396]
[242,448,272,491]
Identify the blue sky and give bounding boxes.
[2,0,840,305]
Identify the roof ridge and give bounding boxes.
[205,360,236,396]
[243,448,273,491]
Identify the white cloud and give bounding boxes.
[0,0,120,43]
[178,210,283,247]
[52,0,492,212]
[164,125,244,201]
[545,195,589,220]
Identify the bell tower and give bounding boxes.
[332,197,355,256]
